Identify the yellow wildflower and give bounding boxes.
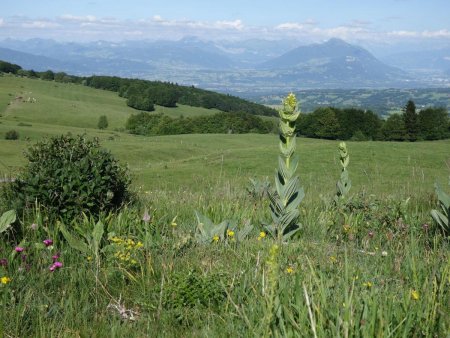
[227,229,235,237]
[212,235,220,242]
[171,216,178,227]
[411,289,420,301]
[258,231,266,240]
[286,266,294,274]
[87,256,93,262]
[329,255,337,263]
[135,241,144,249]
[343,224,351,233]
[363,281,373,288]
[1,276,11,284]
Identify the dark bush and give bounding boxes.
[5,130,19,140]
[97,115,108,130]
[5,134,131,221]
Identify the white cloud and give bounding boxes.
[214,20,244,30]
[60,14,97,23]
[422,29,450,38]
[276,22,304,30]
[275,22,369,41]
[0,15,449,44]
[388,29,450,38]
[22,20,60,28]
[147,16,243,30]
[275,19,318,31]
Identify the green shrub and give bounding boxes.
[97,115,108,130]
[5,134,131,222]
[5,130,19,140]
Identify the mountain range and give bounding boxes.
[0,37,448,93]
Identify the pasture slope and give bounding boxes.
[0,75,448,198]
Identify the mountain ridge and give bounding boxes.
[0,37,448,91]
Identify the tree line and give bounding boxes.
[297,101,449,141]
[126,111,275,136]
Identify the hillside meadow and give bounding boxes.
[0,75,449,337]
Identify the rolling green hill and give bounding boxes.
[0,75,219,130]
[1,75,449,201]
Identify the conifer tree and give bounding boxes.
[403,100,418,141]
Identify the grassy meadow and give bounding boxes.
[0,76,449,337]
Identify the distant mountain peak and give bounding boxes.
[258,39,406,84]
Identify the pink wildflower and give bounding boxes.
[49,261,63,272]
[43,239,53,247]
[52,252,60,262]
[15,247,24,253]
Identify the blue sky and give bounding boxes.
[1,0,449,46]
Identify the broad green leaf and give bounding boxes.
[92,220,104,254]
[237,222,253,242]
[0,210,16,234]
[59,222,89,254]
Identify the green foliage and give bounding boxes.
[297,107,382,140]
[431,182,450,236]
[246,177,271,200]
[0,209,16,234]
[4,129,19,140]
[60,219,104,258]
[85,75,277,116]
[0,60,22,74]
[163,268,227,324]
[382,113,407,141]
[403,100,419,141]
[297,102,449,142]
[6,134,131,222]
[40,70,55,81]
[418,107,449,140]
[267,93,304,241]
[97,115,109,130]
[126,95,155,112]
[126,111,274,136]
[194,211,253,244]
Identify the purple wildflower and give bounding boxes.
[15,247,25,253]
[43,239,53,247]
[49,261,63,272]
[52,252,60,262]
[0,258,7,266]
[21,254,27,262]
[53,261,63,268]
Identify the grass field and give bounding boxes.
[0,75,449,337]
[0,75,219,130]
